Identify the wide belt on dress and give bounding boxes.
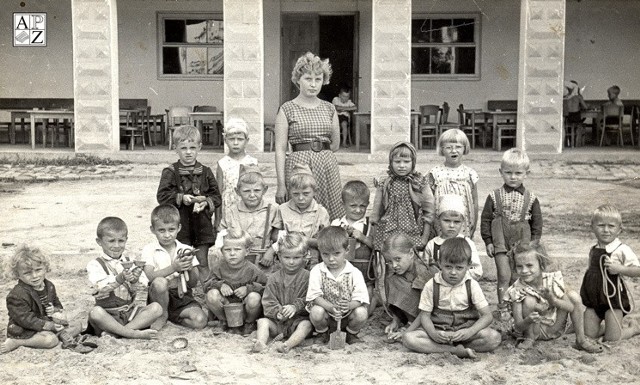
[291,140,331,152]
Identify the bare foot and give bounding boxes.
[517,338,535,350]
[150,312,168,331]
[251,340,267,353]
[454,344,477,359]
[274,341,290,354]
[1,339,20,354]
[135,329,158,340]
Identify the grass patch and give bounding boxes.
[0,154,130,167]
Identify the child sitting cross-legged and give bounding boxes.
[504,242,603,353]
[2,245,89,354]
[142,205,208,331]
[252,232,313,353]
[306,226,369,345]
[86,217,162,339]
[204,228,268,335]
[403,237,501,359]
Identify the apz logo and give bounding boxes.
[14,13,47,47]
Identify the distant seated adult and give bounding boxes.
[332,87,357,147]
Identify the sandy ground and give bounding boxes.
[1,162,640,385]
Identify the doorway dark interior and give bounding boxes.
[318,15,355,104]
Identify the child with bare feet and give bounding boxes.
[252,232,313,353]
[504,242,602,353]
[403,238,501,358]
[142,205,208,331]
[2,245,85,354]
[86,217,162,339]
[204,228,268,335]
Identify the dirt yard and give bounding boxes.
[1,161,640,385]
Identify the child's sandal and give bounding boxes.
[574,339,604,354]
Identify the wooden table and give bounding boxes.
[581,108,600,145]
[189,111,224,146]
[10,110,30,145]
[461,109,487,148]
[353,111,420,152]
[485,110,517,151]
[28,110,74,149]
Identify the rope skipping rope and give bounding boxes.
[599,254,635,333]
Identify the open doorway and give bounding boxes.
[281,13,358,105]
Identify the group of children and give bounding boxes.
[4,121,640,359]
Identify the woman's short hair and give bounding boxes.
[173,125,201,146]
[6,244,50,280]
[291,52,332,87]
[437,128,471,156]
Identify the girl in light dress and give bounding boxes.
[427,129,479,237]
[215,118,258,229]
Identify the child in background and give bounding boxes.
[424,194,483,280]
[563,80,588,146]
[480,148,542,314]
[331,87,357,147]
[371,141,435,251]
[215,118,258,229]
[213,164,278,268]
[606,85,623,107]
[86,217,162,339]
[2,245,88,354]
[403,238,501,359]
[204,228,268,335]
[382,233,432,343]
[306,226,369,344]
[504,242,603,352]
[253,233,313,353]
[428,129,479,237]
[142,205,208,331]
[264,163,330,268]
[580,204,640,342]
[157,125,222,279]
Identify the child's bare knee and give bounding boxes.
[43,332,60,348]
[191,310,208,329]
[482,328,502,350]
[89,306,107,321]
[402,331,419,349]
[309,305,326,322]
[244,293,262,309]
[351,306,368,322]
[205,289,223,306]
[147,302,163,316]
[150,277,169,293]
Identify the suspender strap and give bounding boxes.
[432,281,440,311]
[362,217,370,236]
[96,257,113,275]
[465,279,473,309]
[493,188,503,215]
[261,204,272,249]
[520,191,531,222]
[172,163,183,192]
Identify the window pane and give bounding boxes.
[455,47,476,74]
[412,19,431,43]
[186,20,208,43]
[208,47,223,74]
[165,20,185,43]
[453,19,475,43]
[207,20,224,43]
[411,47,431,74]
[163,47,185,74]
[431,19,452,43]
[186,47,207,74]
[431,47,452,74]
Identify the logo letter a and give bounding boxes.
[16,16,28,30]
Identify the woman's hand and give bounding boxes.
[275,186,287,204]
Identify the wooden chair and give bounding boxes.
[438,102,460,137]
[599,104,632,146]
[264,124,275,152]
[193,105,222,146]
[457,104,483,148]
[165,106,190,149]
[418,105,440,149]
[120,109,145,150]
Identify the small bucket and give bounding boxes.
[223,303,245,327]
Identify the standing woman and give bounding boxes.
[274,52,344,220]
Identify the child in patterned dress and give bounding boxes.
[215,118,258,230]
[307,226,369,344]
[505,242,602,353]
[371,141,435,251]
[480,148,542,314]
[427,129,479,237]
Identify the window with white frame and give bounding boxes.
[411,14,480,80]
[157,12,223,80]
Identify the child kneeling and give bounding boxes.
[253,233,313,353]
[306,226,369,344]
[403,238,501,358]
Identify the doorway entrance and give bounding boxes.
[280,13,358,105]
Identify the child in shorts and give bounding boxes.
[253,232,313,353]
[157,125,222,279]
[86,217,162,339]
[142,205,208,331]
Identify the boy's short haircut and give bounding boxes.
[224,117,249,138]
[342,180,370,203]
[6,244,50,279]
[287,173,317,191]
[591,204,622,226]
[279,232,310,256]
[237,170,264,189]
[607,85,621,95]
[500,148,530,170]
[96,217,128,238]
[222,227,253,250]
[173,125,201,145]
[317,226,349,253]
[151,204,181,227]
[437,128,471,156]
[380,232,414,255]
[439,237,472,265]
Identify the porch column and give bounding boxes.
[223,0,264,153]
[517,0,566,153]
[370,0,412,153]
[71,0,120,152]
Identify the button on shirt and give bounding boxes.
[141,240,199,289]
[418,272,488,312]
